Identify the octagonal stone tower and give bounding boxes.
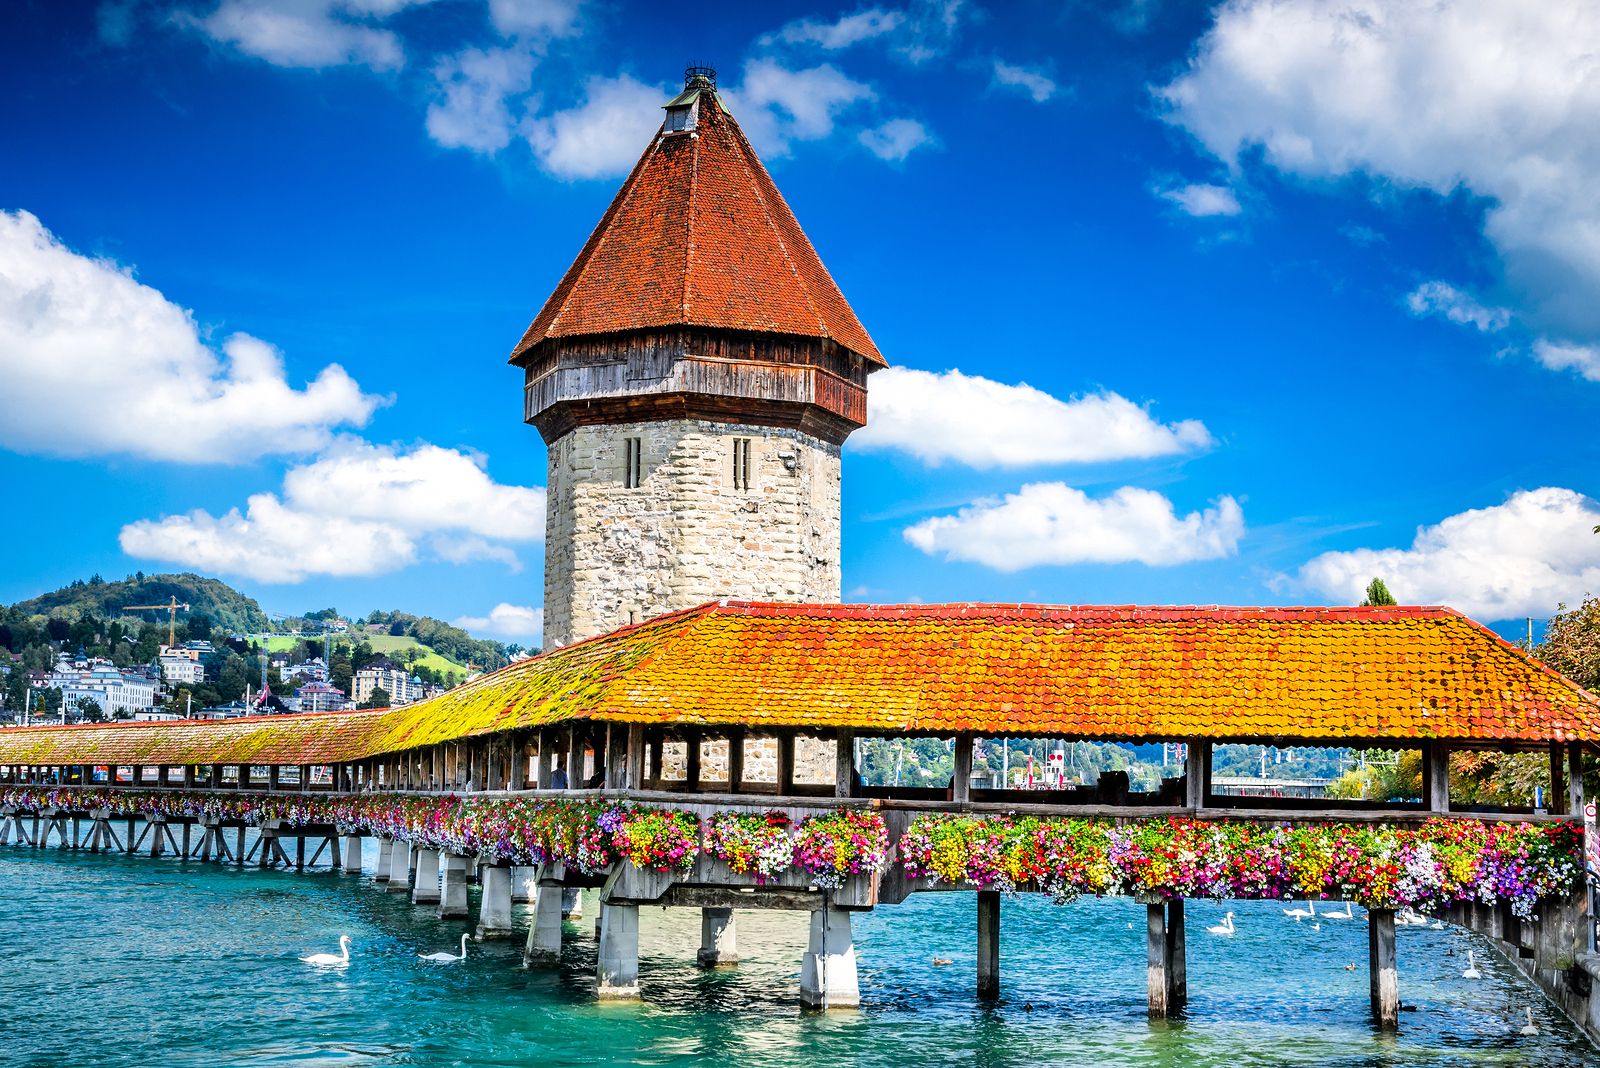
[514,67,886,649]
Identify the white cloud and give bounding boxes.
[896,0,972,63]
[524,73,665,180]
[188,0,433,71]
[853,367,1212,468]
[992,60,1057,103]
[1157,182,1241,217]
[1532,339,1600,382]
[1298,487,1600,620]
[426,45,535,153]
[768,8,906,49]
[724,58,874,158]
[120,494,418,584]
[1405,280,1510,333]
[1159,0,1600,352]
[857,118,930,162]
[905,483,1245,571]
[488,0,581,37]
[280,440,546,540]
[120,441,545,582]
[454,602,543,641]
[0,210,382,464]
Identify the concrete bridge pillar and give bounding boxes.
[696,907,738,967]
[385,840,413,892]
[800,907,860,1010]
[977,891,1000,998]
[524,884,564,966]
[411,848,442,904]
[597,903,641,1000]
[512,866,538,902]
[374,837,393,882]
[340,835,363,873]
[477,865,515,939]
[438,853,470,919]
[562,887,583,920]
[1368,908,1398,1029]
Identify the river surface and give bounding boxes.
[0,834,1592,1067]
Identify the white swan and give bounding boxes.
[1283,900,1316,921]
[1323,901,1355,920]
[1206,912,1235,936]
[301,934,351,966]
[418,933,469,963]
[1462,950,1482,980]
[1520,1007,1538,1035]
[1396,908,1429,926]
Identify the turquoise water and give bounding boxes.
[0,832,1592,1068]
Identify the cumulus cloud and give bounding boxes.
[858,118,930,162]
[1299,487,1600,620]
[488,0,582,37]
[767,8,906,49]
[454,602,543,641]
[992,60,1057,103]
[853,367,1212,468]
[905,483,1245,571]
[1159,0,1600,354]
[1532,339,1600,382]
[524,73,665,180]
[186,0,432,71]
[0,210,382,464]
[426,45,535,153]
[120,494,418,584]
[1405,281,1510,333]
[1157,182,1241,217]
[120,441,545,582]
[724,59,875,158]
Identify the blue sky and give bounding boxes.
[3,0,1598,645]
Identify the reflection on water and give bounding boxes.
[0,846,1591,1068]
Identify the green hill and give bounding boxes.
[10,572,270,635]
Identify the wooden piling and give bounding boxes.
[1146,902,1169,1018]
[977,890,1000,999]
[1166,899,1186,1007]
[1368,908,1398,1029]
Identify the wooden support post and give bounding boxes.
[686,729,702,791]
[778,732,796,797]
[268,765,280,793]
[835,730,855,799]
[977,890,1000,999]
[566,729,584,789]
[626,725,646,790]
[728,728,746,794]
[1425,742,1450,813]
[953,735,974,804]
[1568,742,1585,816]
[1167,899,1187,1007]
[646,730,663,787]
[1184,741,1210,810]
[1147,902,1170,1018]
[1368,908,1398,1029]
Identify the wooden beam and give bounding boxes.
[626,725,646,790]
[728,728,746,794]
[1425,742,1450,813]
[778,732,796,797]
[953,735,974,804]
[686,729,702,791]
[1569,742,1586,816]
[1549,743,1565,814]
[834,730,855,799]
[1184,741,1210,810]
[1368,908,1398,1029]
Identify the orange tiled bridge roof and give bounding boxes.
[3,602,1596,767]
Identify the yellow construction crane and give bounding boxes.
[123,596,191,648]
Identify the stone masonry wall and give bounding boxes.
[543,419,842,649]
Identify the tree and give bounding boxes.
[4,667,28,714]
[1360,578,1398,607]
[1537,596,1600,692]
[359,685,391,710]
[74,697,105,723]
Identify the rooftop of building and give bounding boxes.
[510,68,883,367]
[1,601,1595,767]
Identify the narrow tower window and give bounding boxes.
[624,437,643,488]
[732,438,752,491]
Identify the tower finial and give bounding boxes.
[684,64,716,91]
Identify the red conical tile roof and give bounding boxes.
[511,89,884,366]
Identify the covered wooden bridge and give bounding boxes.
[2,602,1598,1030]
